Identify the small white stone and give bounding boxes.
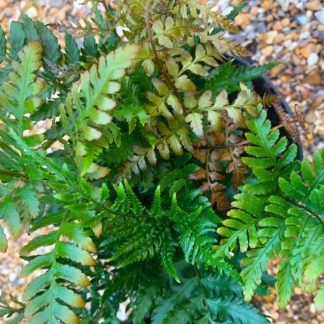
[25,6,38,18]
[300,31,310,39]
[307,53,319,67]
[315,10,324,25]
[277,0,290,11]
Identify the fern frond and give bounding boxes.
[0,41,43,134]
[205,61,280,96]
[265,150,324,307]
[217,112,323,305]
[151,263,265,324]
[243,109,297,194]
[62,44,139,178]
[206,297,268,324]
[21,210,95,323]
[160,231,180,283]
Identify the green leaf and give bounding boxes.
[83,34,99,57]
[161,238,180,283]
[55,285,85,308]
[0,41,43,133]
[185,112,204,137]
[65,33,80,65]
[84,126,102,141]
[276,261,295,308]
[205,61,280,95]
[0,225,8,252]
[315,285,324,310]
[175,75,196,92]
[158,35,173,48]
[21,231,58,255]
[0,197,21,237]
[206,298,268,324]
[61,223,96,252]
[22,15,39,42]
[23,272,52,301]
[56,242,95,266]
[21,253,53,276]
[0,26,6,63]
[54,264,90,287]
[227,1,247,20]
[9,22,26,61]
[19,184,39,218]
[34,21,61,64]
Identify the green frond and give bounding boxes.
[0,41,43,134]
[160,232,180,283]
[21,210,94,323]
[0,225,8,252]
[63,44,139,178]
[243,109,297,194]
[64,33,80,65]
[0,26,6,63]
[150,186,162,217]
[34,21,61,65]
[264,151,324,307]
[206,297,268,324]
[205,61,280,96]
[150,262,264,324]
[216,193,266,256]
[9,22,26,61]
[315,285,324,310]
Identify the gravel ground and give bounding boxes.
[0,1,323,323]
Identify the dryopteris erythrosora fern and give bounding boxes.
[216,109,323,309]
[0,42,43,249]
[1,0,322,322]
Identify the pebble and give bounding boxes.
[305,1,322,11]
[300,31,310,39]
[307,53,319,67]
[314,10,324,25]
[25,6,38,18]
[304,70,321,85]
[277,0,290,11]
[299,43,315,58]
[257,22,267,33]
[50,0,65,6]
[296,14,309,24]
[265,30,278,44]
[262,45,274,56]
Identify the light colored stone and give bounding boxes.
[307,53,319,67]
[25,6,38,18]
[296,14,309,24]
[235,14,250,28]
[305,1,322,11]
[262,46,274,57]
[265,31,278,44]
[315,10,324,24]
[299,43,315,58]
[304,70,321,85]
[300,31,311,39]
[277,0,290,11]
[50,0,65,6]
[274,33,285,44]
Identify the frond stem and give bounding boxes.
[145,0,179,95]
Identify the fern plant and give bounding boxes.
[0,0,322,323]
[216,108,323,308]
